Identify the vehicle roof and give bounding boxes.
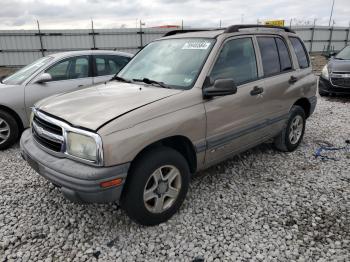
[48,50,133,59]
[162,26,296,40]
[163,30,225,39]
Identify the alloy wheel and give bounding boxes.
[143,165,182,214]
[289,115,303,145]
[0,118,10,145]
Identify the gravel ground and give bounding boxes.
[1,94,349,261]
[0,68,18,78]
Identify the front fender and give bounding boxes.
[98,103,206,167]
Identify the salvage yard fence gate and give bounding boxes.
[0,25,349,67]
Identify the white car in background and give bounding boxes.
[0,50,133,149]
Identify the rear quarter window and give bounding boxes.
[289,37,310,69]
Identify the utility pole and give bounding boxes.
[219,20,222,28]
[328,0,335,27]
[181,20,184,30]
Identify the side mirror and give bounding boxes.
[203,78,237,98]
[35,73,52,84]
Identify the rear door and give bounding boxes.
[25,55,93,112]
[204,36,269,165]
[93,55,131,84]
[255,35,296,137]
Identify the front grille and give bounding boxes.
[331,77,350,88]
[32,113,63,152]
[33,128,62,152]
[33,115,63,135]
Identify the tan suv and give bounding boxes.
[20,25,317,226]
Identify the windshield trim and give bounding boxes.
[117,37,217,90]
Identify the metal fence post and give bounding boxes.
[36,20,45,57]
[138,20,145,50]
[327,23,334,53]
[346,22,350,46]
[310,19,316,53]
[90,20,97,50]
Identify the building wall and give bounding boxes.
[0,26,349,66]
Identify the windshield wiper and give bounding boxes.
[110,75,131,83]
[132,78,170,89]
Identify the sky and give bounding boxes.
[0,0,349,30]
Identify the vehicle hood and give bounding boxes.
[36,82,182,131]
[328,58,350,72]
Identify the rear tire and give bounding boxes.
[274,105,306,152]
[0,110,19,150]
[121,147,190,226]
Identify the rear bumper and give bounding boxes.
[319,77,350,94]
[20,129,130,204]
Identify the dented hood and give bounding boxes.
[36,82,182,130]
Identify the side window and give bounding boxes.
[73,57,89,79]
[275,38,292,72]
[95,58,107,76]
[257,37,280,77]
[46,60,69,81]
[289,37,309,69]
[46,56,89,81]
[94,55,131,76]
[210,38,258,85]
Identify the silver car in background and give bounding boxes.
[0,50,132,149]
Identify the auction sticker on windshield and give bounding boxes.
[182,41,211,50]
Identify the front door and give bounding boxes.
[204,36,269,165]
[25,55,93,117]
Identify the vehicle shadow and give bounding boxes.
[324,94,350,103]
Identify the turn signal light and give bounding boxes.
[100,178,123,188]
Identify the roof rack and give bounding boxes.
[163,29,218,37]
[224,24,295,34]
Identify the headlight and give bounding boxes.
[321,65,329,80]
[66,132,98,162]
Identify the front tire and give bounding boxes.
[0,110,19,150]
[318,89,329,96]
[121,147,190,226]
[274,105,306,152]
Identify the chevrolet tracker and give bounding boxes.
[21,25,317,226]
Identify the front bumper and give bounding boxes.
[319,77,350,94]
[20,129,130,204]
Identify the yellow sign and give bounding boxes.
[265,20,285,27]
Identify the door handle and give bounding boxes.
[289,75,298,84]
[77,85,84,88]
[250,86,264,96]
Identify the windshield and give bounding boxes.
[335,46,350,60]
[2,56,53,85]
[118,38,215,89]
